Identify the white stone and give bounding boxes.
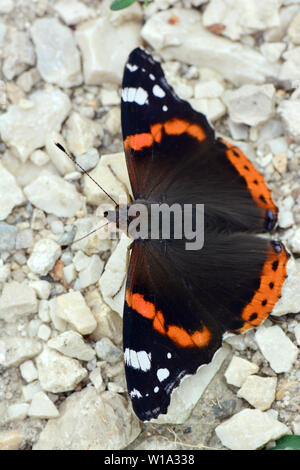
[95,338,122,364]
[86,289,122,345]
[216,409,289,450]
[27,238,61,276]
[0,430,24,451]
[36,347,88,393]
[33,387,141,450]
[238,376,277,412]
[155,346,230,424]
[76,16,141,84]
[55,291,97,335]
[64,111,102,158]
[83,152,132,207]
[0,162,24,220]
[294,323,300,345]
[48,302,69,332]
[194,80,225,99]
[3,29,35,80]
[72,215,112,255]
[224,356,259,388]
[103,107,121,136]
[280,93,300,141]
[50,220,64,235]
[37,324,51,341]
[73,250,90,271]
[54,0,94,25]
[0,281,38,322]
[0,263,10,283]
[63,263,76,284]
[142,9,278,86]
[255,325,298,373]
[0,337,42,367]
[31,18,82,87]
[278,210,294,228]
[189,97,226,122]
[107,0,143,26]
[24,174,84,217]
[0,222,17,251]
[227,120,248,141]
[22,381,42,402]
[100,88,120,106]
[16,68,40,93]
[99,234,132,315]
[78,255,104,289]
[268,137,288,156]
[20,360,38,383]
[0,88,71,162]
[280,47,300,82]
[288,229,300,254]
[30,149,49,167]
[76,148,99,171]
[45,132,75,175]
[83,160,128,207]
[48,297,67,332]
[28,391,59,419]
[48,330,96,361]
[0,0,14,13]
[223,84,275,126]
[38,300,51,323]
[29,280,51,300]
[260,42,286,62]
[0,22,6,52]
[28,319,43,338]
[7,403,30,421]
[203,0,280,40]
[288,12,300,44]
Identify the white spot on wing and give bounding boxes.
[167,352,172,359]
[157,368,170,382]
[163,105,168,112]
[135,87,149,105]
[149,73,155,81]
[154,386,159,393]
[153,84,166,98]
[124,348,151,371]
[130,388,142,399]
[126,63,138,72]
[137,350,152,371]
[122,87,148,105]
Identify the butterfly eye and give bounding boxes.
[104,211,109,218]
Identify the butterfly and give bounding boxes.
[109,47,290,422]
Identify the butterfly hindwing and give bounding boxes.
[123,236,289,421]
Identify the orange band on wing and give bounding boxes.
[220,138,278,215]
[164,118,189,136]
[127,292,211,348]
[131,292,155,319]
[238,242,289,333]
[124,118,206,152]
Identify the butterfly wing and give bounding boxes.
[124,236,289,421]
[121,47,278,233]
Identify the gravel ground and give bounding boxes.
[1,0,300,451]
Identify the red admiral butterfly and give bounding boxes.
[113,47,289,421]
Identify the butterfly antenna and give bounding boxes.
[61,221,110,250]
[55,142,118,206]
